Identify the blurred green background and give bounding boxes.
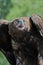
[0,0,43,65]
[0,0,43,20]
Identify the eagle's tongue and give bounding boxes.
[18,23,23,28]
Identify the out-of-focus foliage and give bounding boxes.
[0,0,12,19]
[0,0,43,20]
[6,0,43,20]
[0,51,10,65]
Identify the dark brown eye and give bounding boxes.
[14,21,18,26]
[13,19,19,26]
